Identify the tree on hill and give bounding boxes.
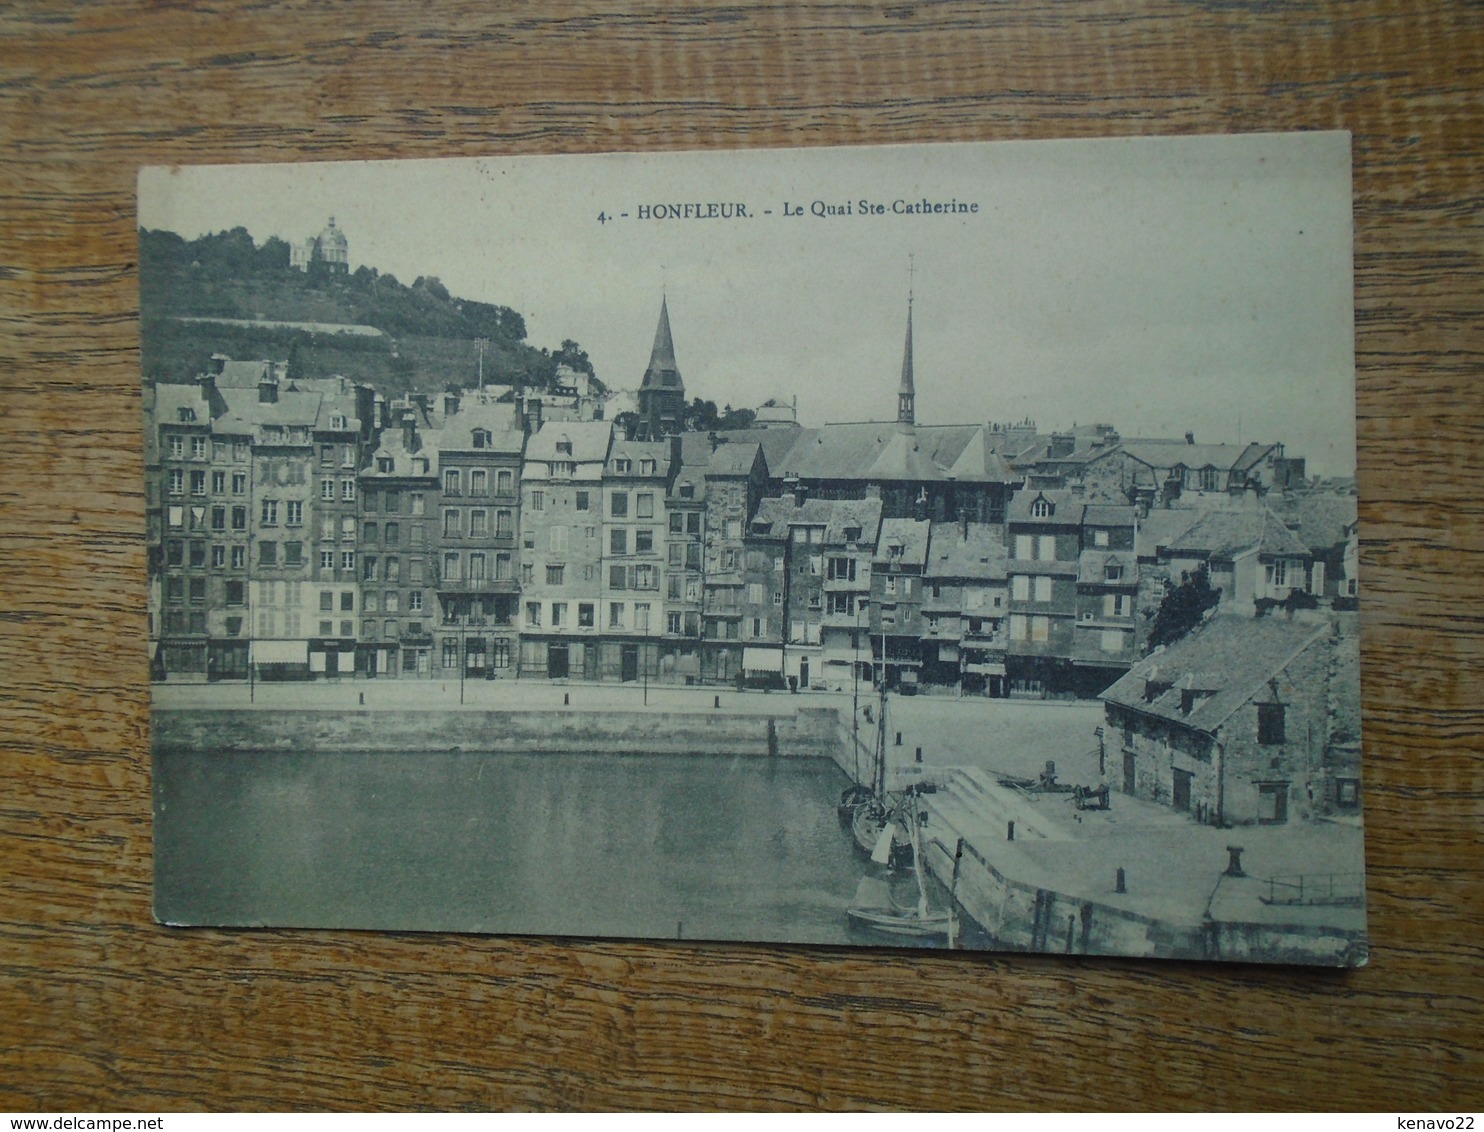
[1146,563,1222,651]
[138,225,583,394]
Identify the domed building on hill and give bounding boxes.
[290,216,350,274]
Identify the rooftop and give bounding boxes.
[925,521,1008,580]
[1167,508,1309,560]
[874,517,931,567]
[751,494,884,545]
[1102,615,1332,734]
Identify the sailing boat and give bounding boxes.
[842,712,913,868]
[846,813,959,943]
[840,639,913,869]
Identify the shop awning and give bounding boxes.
[966,661,1006,675]
[253,639,309,664]
[743,647,784,673]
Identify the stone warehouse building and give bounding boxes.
[1101,614,1362,824]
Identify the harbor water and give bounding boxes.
[155,748,949,947]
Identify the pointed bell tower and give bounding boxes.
[638,295,685,439]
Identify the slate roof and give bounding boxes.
[1102,616,1332,735]
[439,401,523,454]
[670,433,714,501]
[1167,508,1309,560]
[306,377,364,432]
[945,429,1017,481]
[1119,439,1259,472]
[925,521,1008,581]
[1269,492,1359,551]
[526,420,613,464]
[1083,504,1138,529]
[215,387,324,434]
[706,439,764,477]
[214,359,279,389]
[364,414,441,479]
[1078,550,1139,585]
[751,495,883,545]
[608,438,671,476]
[1137,509,1204,556]
[874,518,931,567]
[150,383,209,424]
[758,422,1008,484]
[1006,490,1085,526]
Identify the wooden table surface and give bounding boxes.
[2,0,1480,1112]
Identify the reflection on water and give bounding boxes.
[155,749,952,948]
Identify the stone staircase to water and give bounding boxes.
[922,765,1068,849]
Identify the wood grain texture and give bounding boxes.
[2,0,1481,1111]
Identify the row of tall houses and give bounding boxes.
[145,300,1358,697]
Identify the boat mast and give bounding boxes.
[852,600,861,788]
[876,616,889,801]
[909,805,929,921]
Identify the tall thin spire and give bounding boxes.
[897,287,916,428]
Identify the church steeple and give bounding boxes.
[641,295,682,392]
[897,293,916,428]
[637,295,685,439]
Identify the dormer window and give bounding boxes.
[556,439,572,456]
[377,457,394,473]
[1144,679,1173,703]
[1180,688,1213,714]
[640,458,657,475]
[473,429,492,450]
[1031,498,1053,519]
[1105,563,1124,581]
[679,484,695,499]
[844,525,862,543]
[613,458,632,474]
[331,414,348,430]
[177,407,196,423]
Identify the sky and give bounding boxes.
[138,132,1357,476]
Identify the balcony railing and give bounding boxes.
[1258,872,1365,907]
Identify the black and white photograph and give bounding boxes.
[141,133,1365,964]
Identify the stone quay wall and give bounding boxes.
[152,705,850,760]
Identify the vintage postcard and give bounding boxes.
[141,133,1365,963]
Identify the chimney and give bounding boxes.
[1049,432,1075,459]
[401,411,418,454]
[194,370,225,419]
[524,396,543,436]
[1185,431,1195,444]
[444,392,459,417]
[961,513,969,540]
[257,369,279,404]
[785,473,805,507]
